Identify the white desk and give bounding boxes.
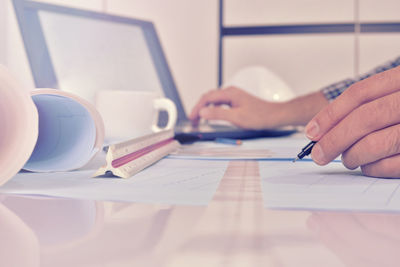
[0,160,398,267]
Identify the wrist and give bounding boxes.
[277,100,301,126]
[257,100,295,128]
[279,91,329,126]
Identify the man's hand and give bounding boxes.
[189,86,328,129]
[189,86,287,129]
[305,66,400,178]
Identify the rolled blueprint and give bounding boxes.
[0,65,105,185]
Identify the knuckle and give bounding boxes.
[379,159,395,173]
[201,90,219,104]
[361,161,389,178]
[377,94,396,116]
[341,154,352,169]
[203,90,213,97]
[375,69,394,85]
[200,91,211,101]
[360,164,375,177]
[210,108,221,119]
[344,126,400,172]
[316,105,337,128]
[318,133,340,163]
[322,134,336,151]
[225,86,239,95]
[351,103,378,132]
[393,65,400,78]
[341,151,358,170]
[361,158,400,178]
[355,94,399,133]
[385,93,400,117]
[382,164,400,178]
[234,111,245,123]
[224,86,235,92]
[363,133,380,151]
[387,126,400,154]
[345,83,364,103]
[231,110,246,127]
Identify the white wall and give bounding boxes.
[224,0,354,26]
[0,0,7,65]
[224,34,355,96]
[358,0,400,73]
[223,0,400,96]
[360,0,400,21]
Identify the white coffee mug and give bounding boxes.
[95,90,177,142]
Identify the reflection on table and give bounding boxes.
[0,161,399,267]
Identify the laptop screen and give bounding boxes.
[13,0,187,121]
[38,10,163,102]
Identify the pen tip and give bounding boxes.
[293,157,299,163]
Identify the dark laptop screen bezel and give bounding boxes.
[12,0,187,122]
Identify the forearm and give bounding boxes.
[279,91,329,126]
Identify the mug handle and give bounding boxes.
[152,98,177,132]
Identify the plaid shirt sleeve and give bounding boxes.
[321,56,400,102]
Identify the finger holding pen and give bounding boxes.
[303,67,400,178]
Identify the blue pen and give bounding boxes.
[214,138,242,145]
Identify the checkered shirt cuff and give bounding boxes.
[321,79,356,102]
[320,56,400,102]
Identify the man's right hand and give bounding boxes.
[189,86,328,129]
[189,86,286,129]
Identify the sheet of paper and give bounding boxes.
[170,135,308,160]
[0,158,227,206]
[259,161,400,212]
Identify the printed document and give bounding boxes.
[260,161,400,212]
[0,158,227,206]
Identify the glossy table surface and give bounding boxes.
[1,160,399,267]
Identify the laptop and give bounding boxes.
[13,0,295,143]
